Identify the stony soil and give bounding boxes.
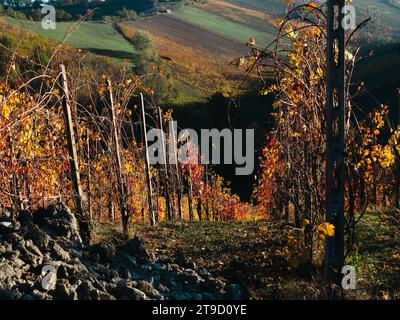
[0,203,243,300]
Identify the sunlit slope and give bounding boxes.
[5,18,136,60]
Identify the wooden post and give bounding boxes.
[157,107,172,220]
[205,165,210,221]
[169,120,183,219]
[86,128,93,225]
[107,79,129,234]
[60,64,89,242]
[140,93,156,226]
[60,65,85,215]
[187,166,194,221]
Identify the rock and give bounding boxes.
[0,260,16,284]
[0,222,13,234]
[51,242,71,262]
[6,251,25,268]
[171,292,192,300]
[33,203,82,244]
[125,236,152,263]
[193,293,202,300]
[56,262,87,285]
[180,269,203,285]
[167,280,181,291]
[167,263,182,274]
[200,292,215,300]
[70,249,83,259]
[136,280,163,299]
[4,233,23,245]
[55,279,77,300]
[201,278,225,292]
[150,275,161,283]
[89,243,115,263]
[175,250,197,269]
[16,240,43,268]
[0,207,13,221]
[0,241,12,255]
[0,288,17,299]
[122,269,132,280]
[125,236,143,254]
[16,210,33,225]
[175,250,189,265]
[106,279,148,300]
[32,289,50,300]
[186,261,197,269]
[124,286,147,300]
[141,264,152,271]
[24,239,42,256]
[197,268,212,279]
[76,282,115,300]
[0,204,227,302]
[26,223,51,252]
[90,263,113,279]
[225,284,243,300]
[156,283,170,294]
[153,263,165,272]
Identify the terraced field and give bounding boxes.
[125,1,278,95]
[125,10,257,96]
[131,14,246,56]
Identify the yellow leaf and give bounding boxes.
[305,2,318,10]
[317,222,335,239]
[301,219,310,227]
[325,223,335,237]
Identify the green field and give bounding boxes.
[227,0,400,30]
[5,18,136,60]
[172,6,275,46]
[226,0,287,13]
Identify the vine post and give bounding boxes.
[140,93,156,226]
[60,64,89,242]
[325,0,346,288]
[107,79,129,234]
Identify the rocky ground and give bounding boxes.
[0,203,243,300]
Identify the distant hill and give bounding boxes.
[354,43,400,123]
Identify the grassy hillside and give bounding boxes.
[172,6,275,46]
[5,18,136,62]
[124,1,277,96]
[225,0,287,13]
[357,0,400,29]
[124,12,254,97]
[197,0,277,33]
